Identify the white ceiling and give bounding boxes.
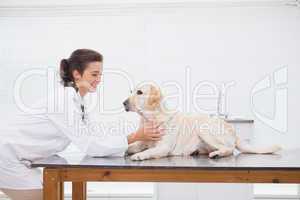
[0,0,298,7]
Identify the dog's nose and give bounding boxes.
[123,99,129,106]
[123,99,130,112]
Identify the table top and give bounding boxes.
[31,149,300,171]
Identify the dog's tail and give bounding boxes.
[235,137,281,154]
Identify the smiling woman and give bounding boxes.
[0,48,164,200]
[59,49,103,92]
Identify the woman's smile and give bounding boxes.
[91,81,99,89]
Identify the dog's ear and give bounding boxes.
[148,85,162,108]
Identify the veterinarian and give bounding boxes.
[0,49,164,200]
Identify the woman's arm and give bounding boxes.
[75,80,164,145]
[47,87,163,157]
[47,87,128,157]
[127,122,164,144]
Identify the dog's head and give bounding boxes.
[123,84,162,113]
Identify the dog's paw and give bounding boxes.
[127,148,139,155]
[125,149,135,156]
[209,154,220,159]
[208,151,220,159]
[130,153,147,161]
[127,143,145,155]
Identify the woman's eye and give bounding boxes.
[136,90,143,95]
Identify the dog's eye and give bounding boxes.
[136,90,143,95]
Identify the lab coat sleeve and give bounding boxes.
[46,87,128,157]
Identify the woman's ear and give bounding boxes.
[72,70,82,82]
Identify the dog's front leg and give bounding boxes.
[130,145,170,161]
[126,141,148,155]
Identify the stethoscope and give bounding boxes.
[80,104,85,122]
[72,82,86,123]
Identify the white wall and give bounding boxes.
[1,1,300,200]
[1,1,299,148]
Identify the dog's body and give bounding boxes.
[124,84,281,161]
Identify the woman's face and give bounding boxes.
[74,61,103,92]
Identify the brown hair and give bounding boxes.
[60,49,103,87]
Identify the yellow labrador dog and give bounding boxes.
[123,84,281,161]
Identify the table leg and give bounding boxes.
[59,182,64,200]
[72,182,87,200]
[43,168,64,200]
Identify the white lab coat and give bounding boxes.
[0,87,128,189]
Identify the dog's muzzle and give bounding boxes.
[123,99,130,112]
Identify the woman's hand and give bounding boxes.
[128,121,165,144]
[75,80,95,97]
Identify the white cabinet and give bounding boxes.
[156,183,199,200]
[197,184,253,200]
[156,183,253,200]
